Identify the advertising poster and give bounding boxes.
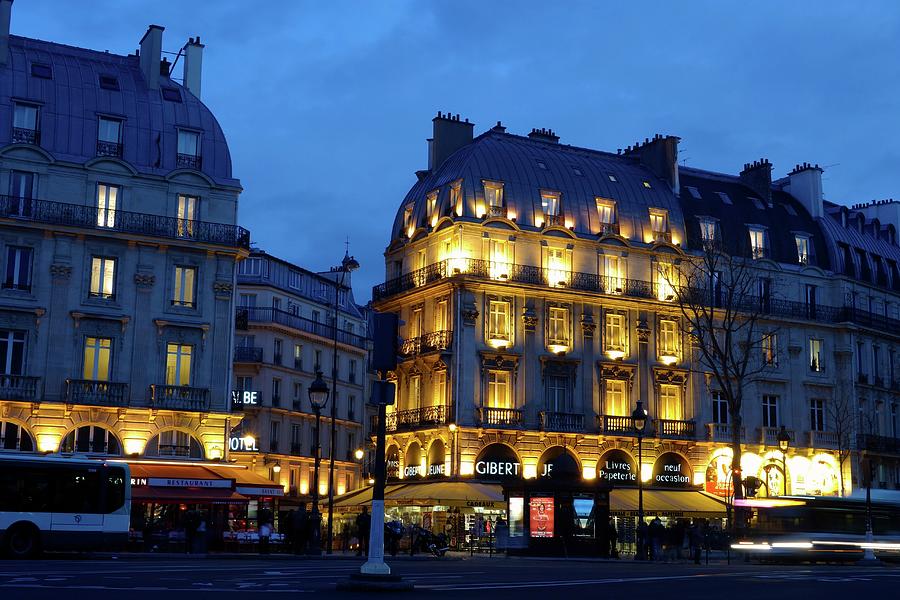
[529,496,554,538]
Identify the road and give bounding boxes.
[0,556,897,599]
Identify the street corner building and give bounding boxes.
[361,112,900,550]
[0,2,284,546]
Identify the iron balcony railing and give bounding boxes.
[370,405,447,433]
[65,379,129,407]
[12,127,39,145]
[0,375,40,401]
[478,407,523,428]
[149,384,211,411]
[600,415,638,435]
[96,140,123,158]
[233,346,263,362]
[808,430,839,449]
[399,330,453,357]
[176,153,202,170]
[543,213,564,227]
[236,306,367,349]
[290,443,305,456]
[539,411,584,433]
[706,423,746,443]
[597,222,620,236]
[0,194,250,249]
[656,419,696,439]
[857,434,900,453]
[488,205,505,217]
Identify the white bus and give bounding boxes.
[0,454,130,558]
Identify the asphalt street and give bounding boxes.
[0,556,897,599]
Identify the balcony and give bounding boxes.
[0,375,40,401]
[0,195,249,249]
[706,423,746,443]
[539,411,584,433]
[65,379,129,407]
[236,307,367,349]
[477,407,523,428]
[598,222,620,237]
[543,213,564,227]
[233,346,263,362]
[652,230,672,243]
[759,426,794,447]
[399,330,453,357]
[96,140,123,158]
[600,415,636,435]
[12,127,39,145]
[371,406,447,433]
[857,434,900,454]
[656,419,696,439]
[290,442,305,456]
[808,430,839,449]
[488,205,505,217]
[149,384,211,411]
[176,153,202,170]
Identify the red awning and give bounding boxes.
[131,485,247,504]
[127,462,246,504]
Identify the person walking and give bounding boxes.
[689,520,704,564]
[293,504,309,555]
[649,516,664,561]
[636,518,648,560]
[608,517,619,558]
[355,506,371,557]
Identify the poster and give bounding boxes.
[705,452,732,496]
[529,496,554,538]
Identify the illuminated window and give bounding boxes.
[604,312,626,355]
[409,306,423,338]
[409,375,421,410]
[749,227,768,259]
[596,198,616,224]
[541,191,560,216]
[605,380,627,416]
[403,205,414,234]
[434,298,449,331]
[177,129,200,157]
[547,305,570,350]
[426,191,438,222]
[810,398,825,432]
[809,338,823,372]
[762,333,777,366]
[166,343,193,386]
[484,181,504,211]
[795,235,810,265]
[489,238,510,280]
[659,384,682,420]
[97,183,119,228]
[487,300,511,345]
[546,247,570,287]
[83,337,112,381]
[449,182,462,216]
[655,261,676,301]
[649,209,667,233]
[177,194,197,238]
[90,256,116,299]
[173,266,197,307]
[642,181,652,189]
[433,370,447,407]
[711,391,728,424]
[486,370,511,408]
[762,395,778,427]
[602,254,624,293]
[699,217,718,242]
[659,319,678,360]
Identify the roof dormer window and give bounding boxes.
[97,117,123,158]
[795,234,811,265]
[12,103,39,145]
[748,226,769,259]
[176,129,201,170]
[484,181,504,216]
[596,198,618,235]
[699,217,719,243]
[30,62,52,79]
[649,208,670,242]
[607,173,618,183]
[541,190,561,226]
[685,186,701,199]
[716,192,733,205]
[642,181,652,189]
[161,87,182,103]
[99,74,120,91]
[426,191,438,225]
[750,197,766,210]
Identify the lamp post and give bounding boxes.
[777,426,790,496]
[308,369,329,555]
[631,401,648,560]
[448,423,457,477]
[326,252,360,555]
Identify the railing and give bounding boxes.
[12,127,39,145]
[236,306,367,349]
[371,406,447,432]
[600,414,636,435]
[157,444,191,457]
[176,153,202,170]
[233,346,263,362]
[478,407,523,428]
[539,411,584,432]
[857,434,900,453]
[65,379,129,407]
[149,384,211,411]
[759,426,794,447]
[0,195,250,249]
[488,205,505,217]
[597,222,620,236]
[706,423,746,443]
[399,330,453,357]
[0,375,40,400]
[652,230,672,243]
[290,443,305,456]
[656,419,696,439]
[808,430,839,449]
[96,140,123,158]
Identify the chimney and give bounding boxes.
[527,128,559,144]
[623,134,680,194]
[139,24,164,89]
[785,162,824,219]
[739,158,773,204]
[427,111,474,172]
[182,36,204,98]
[0,0,12,67]
[159,56,170,77]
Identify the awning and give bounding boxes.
[611,489,727,517]
[334,481,504,509]
[131,485,247,504]
[205,465,285,497]
[127,463,246,504]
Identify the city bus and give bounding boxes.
[0,454,130,558]
[731,494,900,562]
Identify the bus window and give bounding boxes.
[105,467,127,513]
[52,467,102,514]
[0,465,52,512]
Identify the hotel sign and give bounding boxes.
[229,435,259,452]
[231,390,259,411]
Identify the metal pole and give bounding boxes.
[326,268,345,554]
[637,430,644,560]
[863,457,876,561]
[361,381,390,575]
[782,450,788,496]
[310,407,322,554]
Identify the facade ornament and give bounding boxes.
[461,306,479,326]
[49,263,72,280]
[522,307,538,332]
[134,272,156,288]
[636,318,651,343]
[599,362,636,390]
[580,313,596,336]
[213,280,234,296]
[653,367,690,394]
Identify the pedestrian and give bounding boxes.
[356,506,371,557]
[665,521,679,562]
[637,518,648,560]
[293,504,309,554]
[689,520,703,565]
[495,517,509,552]
[184,510,198,554]
[608,517,618,558]
[259,509,272,555]
[649,516,664,561]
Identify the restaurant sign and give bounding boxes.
[148,478,232,488]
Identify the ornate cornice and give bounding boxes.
[49,263,72,280]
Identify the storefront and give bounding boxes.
[703,448,842,498]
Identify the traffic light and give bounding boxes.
[371,312,399,372]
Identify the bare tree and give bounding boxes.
[828,377,856,497]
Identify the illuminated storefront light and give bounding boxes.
[460,460,474,476]
[38,433,60,453]
[124,438,146,455]
[606,349,626,360]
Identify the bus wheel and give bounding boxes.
[5,523,40,559]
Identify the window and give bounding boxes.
[177,129,200,157]
[272,378,282,407]
[239,258,268,277]
[486,370,511,409]
[433,370,447,406]
[712,391,728,424]
[541,191,560,217]
[484,181,504,210]
[716,192,732,205]
[489,238,510,280]
[809,338,823,372]
[165,343,192,386]
[604,312,626,355]
[294,344,303,370]
[30,62,52,79]
[273,339,283,365]
[655,261,676,301]
[161,87,182,102]
[602,254,624,293]
[547,306,570,350]
[795,235,810,265]
[762,333,777,366]
[762,395,779,427]
[172,266,196,307]
[750,197,766,210]
[659,384,682,420]
[83,337,112,381]
[0,420,34,451]
[605,380,627,416]
[409,306,423,338]
[649,209,668,236]
[409,375,422,410]
[96,183,119,228]
[349,360,357,383]
[293,382,303,410]
[546,247,570,287]
[659,319,678,362]
[151,430,202,458]
[176,194,197,238]
[810,399,825,432]
[805,284,817,318]
[699,218,718,243]
[61,425,120,455]
[596,198,616,224]
[99,74,119,90]
[642,181,652,189]
[97,116,121,147]
[0,330,26,375]
[749,227,768,259]
[449,182,462,216]
[3,246,32,291]
[315,349,322,369]
[758,277,772,312]
[270,421,280,452]
[291,424,302,450]
[487,299,511,344]
[238,293,257,308]
[89,256,116,299]
[426,191,438,222]
[236,375,253,392]
[435,298,449,331]
[8,170,35,217]
[348,395,356,420]
[546,375,569,412]
[12,103,39,144]
[288,270,302,290]
[686,186,702,199]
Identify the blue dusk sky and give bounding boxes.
[12,1,900,300]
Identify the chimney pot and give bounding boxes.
[183,35,205,98]
[0,0,12,67]
[139,24,165,89]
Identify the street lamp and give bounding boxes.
[777,426,790,496]
[631,401,648,560]
[326,251,360,555]
[308,369,330,555]
[448,423,458,477]
[354,448,365,461]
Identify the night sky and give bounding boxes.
[14,1,900,301]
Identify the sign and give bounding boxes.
[386,446,400,480]
[529,496,554,538]
[236,486,284,497]
[598,449,637,483]
[229,435,259,452]
[427,439,447,477]
[231,390,259,411]
[651,452,692,488]
[404,442,424,479]
[705,451,732,496]
[130,477,148,487]
[537,446,580,479]
[148,477,232,488]
[474,443,521,479]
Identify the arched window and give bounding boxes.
[144,429,204,459]
[60,425,121,455]
[0,421,34,452]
